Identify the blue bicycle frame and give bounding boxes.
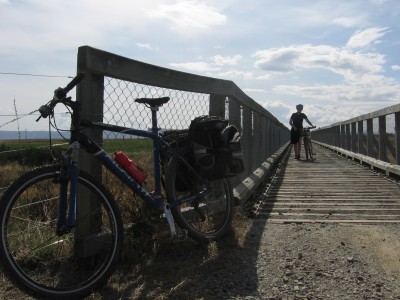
[57,119,209,237]
[81,122,163,208]
[34,75,208,238]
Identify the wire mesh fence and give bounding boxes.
[104,77,209,131]
[1,46,291,203]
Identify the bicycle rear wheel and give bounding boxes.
[0,165,123,299]
[165,156,234,242]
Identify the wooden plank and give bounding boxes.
[253,144,400,224]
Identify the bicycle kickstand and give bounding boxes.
[163,203,187,241]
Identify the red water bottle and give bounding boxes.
[113,151,148,184]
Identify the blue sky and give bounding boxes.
[0,0,399,131]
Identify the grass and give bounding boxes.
[0,138,152,153]
[0,138,156,227]
[0,138,250,299]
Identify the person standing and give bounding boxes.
[289,104,314,159]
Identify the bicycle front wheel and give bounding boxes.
[304,138,313,160]
[304,138,310,160]
[0,165,123,299]
[165,156,234,242]
[307,139,313,160]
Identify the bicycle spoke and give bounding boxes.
[166,156,234,241]
[0,166,123,298]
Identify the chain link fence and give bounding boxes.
[103,77,209,138]
[1,46,291,205]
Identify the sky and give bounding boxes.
[0,0,399,132]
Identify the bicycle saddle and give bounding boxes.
[135,97,170,107]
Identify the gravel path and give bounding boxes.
[1,215,399,299]
[177,219,400,300]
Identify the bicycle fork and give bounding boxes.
[56,142,80,236]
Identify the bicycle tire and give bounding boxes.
[0,165,123,299]
[304,138,309,160]
[165,156,234,242]
[304,138,313,160]
[308,140,314,160]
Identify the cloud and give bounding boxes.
[243,88,266,93]
[170,54,244,75]
[392,65,400,71]
[148,1,227,31]
[332,16,366,28]
[169,62,220,72]
[272,75,400,103]
[262,100,292,109]
[289,2,368,30]
[0,0,9,5]
[211,55,242,66]
[218,70,253,80]
[346,27,388,49]
[0,0,161,56]
[253,43,385,82]
[136,43,153,50]
[253,48,299,72]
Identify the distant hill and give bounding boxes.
[0,131,67,140]
[0,131,145,140]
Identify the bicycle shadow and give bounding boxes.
[94,154,289,299]
[96,224,270,299]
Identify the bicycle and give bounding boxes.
[302,125,316,160]
[0,73,235,299]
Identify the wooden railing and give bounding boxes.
[75,46,290,203]
[312,104,400,176]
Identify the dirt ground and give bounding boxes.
[1,212,399,299]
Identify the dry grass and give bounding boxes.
[0,149,252,300]
[90,211,252,299]
[0,164,28,190]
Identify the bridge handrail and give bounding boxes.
[312,104,400,165]
[75,45,290,204]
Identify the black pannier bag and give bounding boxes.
[160,129,195,192]
[189,115,244,180]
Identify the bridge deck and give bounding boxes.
[254,144,400,223]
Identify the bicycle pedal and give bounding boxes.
[173,229,188,241]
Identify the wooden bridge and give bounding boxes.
[252,144,400,224]
[75,46,400,224]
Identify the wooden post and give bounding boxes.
[228,97,241,132]
[76,50,105,257]
[260,117,267,158]
[351,122,357,152]
[242,108,253,175]
[345,124,351,150]
[379,116,387,162]
[366,119,374,158]
[358,121,365,155]
[396,112,400,164]
[266,120,272,158]
[335,126,340,147]
[340,125,345,149]
[228,97,242,186]
[209,94,226,118]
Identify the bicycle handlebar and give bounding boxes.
[36,73,85,121]
[55,73,85,100]
[304,126,316,130]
